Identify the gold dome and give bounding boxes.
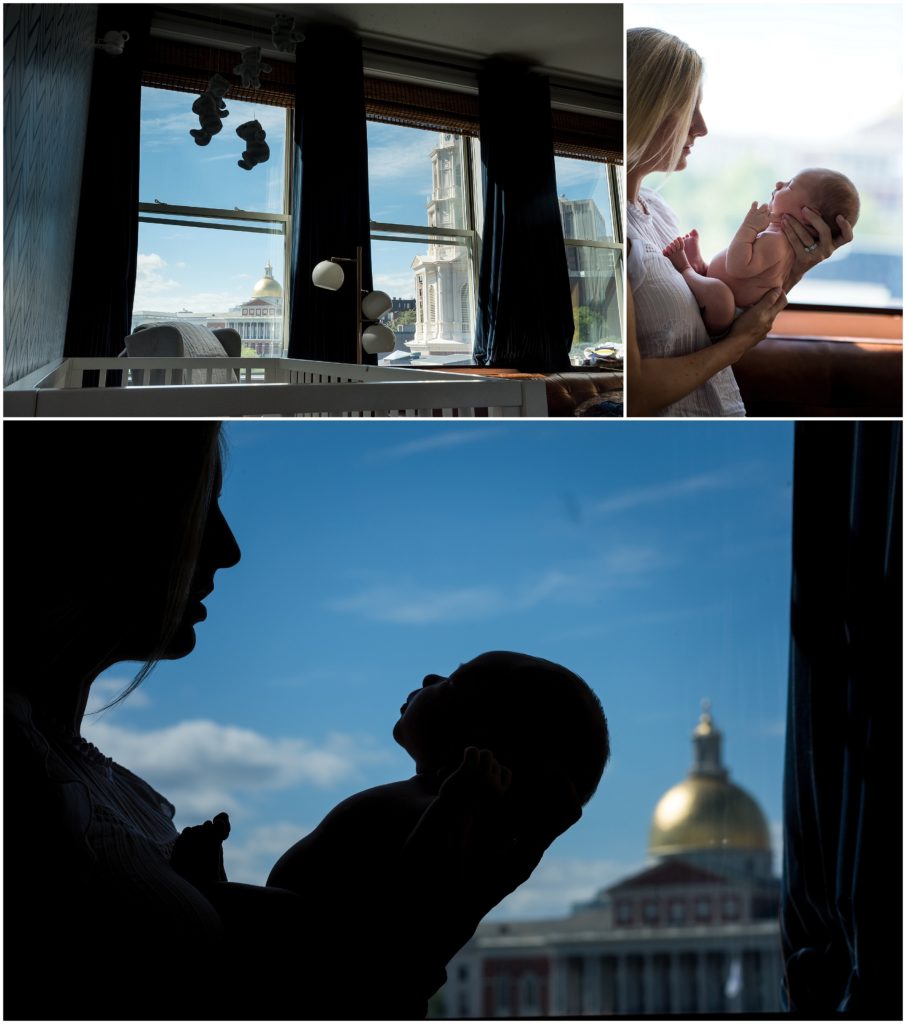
[252,261,282,298]
[649,775,771,855]
[648,701,771,856]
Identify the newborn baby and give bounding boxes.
[664,168,860,334]
[172,651,609,1019]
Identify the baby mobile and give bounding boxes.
[188,14,304,170]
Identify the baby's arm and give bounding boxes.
[725,202,785,277]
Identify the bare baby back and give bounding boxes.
[708,228,794,309]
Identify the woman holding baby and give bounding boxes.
[626,27,855,416]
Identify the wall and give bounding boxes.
[3,4,97,385]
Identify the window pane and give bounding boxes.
[133,220,286,356]
[140,86,287,214]
[628,3,903,310]
[556,157,618,241]
[370,237,474,366]
[567,246,623,365]
[368,122,470,230]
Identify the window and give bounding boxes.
[555,156,625,365]
[721,896,741,921]
[695,897,712,922]
[643,899,659,923]
[616,901,632,924]
[135,86,291,355]
[669,900,686,924]
[628,3,903,312]
[367,122,478,366]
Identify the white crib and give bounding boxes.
[4,357,548,418]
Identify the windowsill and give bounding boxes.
[773,305,902,342]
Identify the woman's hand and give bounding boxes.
[781,207,854,292]
[724,287,789,356]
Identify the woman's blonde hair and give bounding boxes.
[627,27,703,177]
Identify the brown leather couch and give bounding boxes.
[733,335,902,418]
[425,365,624,417]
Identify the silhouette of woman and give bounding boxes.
[3,423,273,1019]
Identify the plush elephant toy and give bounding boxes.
[236,120,270,170]
[190,73,230,145]
[233,46,272,89]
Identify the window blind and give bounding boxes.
[143,38,622,164]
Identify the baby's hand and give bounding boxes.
[171,811,230,887]
[440,747,512,806]
[743,201,770,233]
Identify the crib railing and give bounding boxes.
[4,357,548,418]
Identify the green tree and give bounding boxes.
[393,308,417,327]
[573,305,603,344]
[241,346,259,358]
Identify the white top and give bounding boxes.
[6,691,223,939]
[627,188,745,417]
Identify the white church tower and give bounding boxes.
[409,134,473,359]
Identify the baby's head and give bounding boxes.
[772,168,860,239]
[393,651,609,806]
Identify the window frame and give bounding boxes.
[367,127,481,366]
[558,158,626,363]
[136,95,294,355]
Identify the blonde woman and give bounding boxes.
[626,27,854,416]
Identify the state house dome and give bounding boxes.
[648,703,771,857]
[251,260,282,298]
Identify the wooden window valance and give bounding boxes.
[143,37,622,164]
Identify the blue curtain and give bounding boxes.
[288,26,374,364]
[782,422,902,1016]
[64,6,152,357]
[474,61,574,372]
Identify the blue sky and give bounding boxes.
[135,87,612,314]
[84,422,795,920]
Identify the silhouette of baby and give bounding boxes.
[173,651,609,1018]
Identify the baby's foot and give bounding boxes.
[682,229,706,272]
[663,236,691,273]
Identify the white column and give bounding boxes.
[615,955,629,1015]
[641,954,654,1015]
[582,956,601,1015]
[695,952,708,1012]
[669,953,682,1014]
[550,957,568,1017]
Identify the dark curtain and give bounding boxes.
[474,61,574,372]
[64,6,152,357]
[288,26,373,364]
[782,422,902,1016]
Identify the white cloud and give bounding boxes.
[81,719,390,818]
[221,821,311,885]
[372,269,417,298]
[487,855,646,920]
[135,252,180,302]
[331,583,502,625]
[373,427,500,461]
[591,473,729,516]
[330,541,665,626]
[368,135,435,181]
[85,677,151,715]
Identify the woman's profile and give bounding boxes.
[4,423,253,1019]
[625,27,854,416]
